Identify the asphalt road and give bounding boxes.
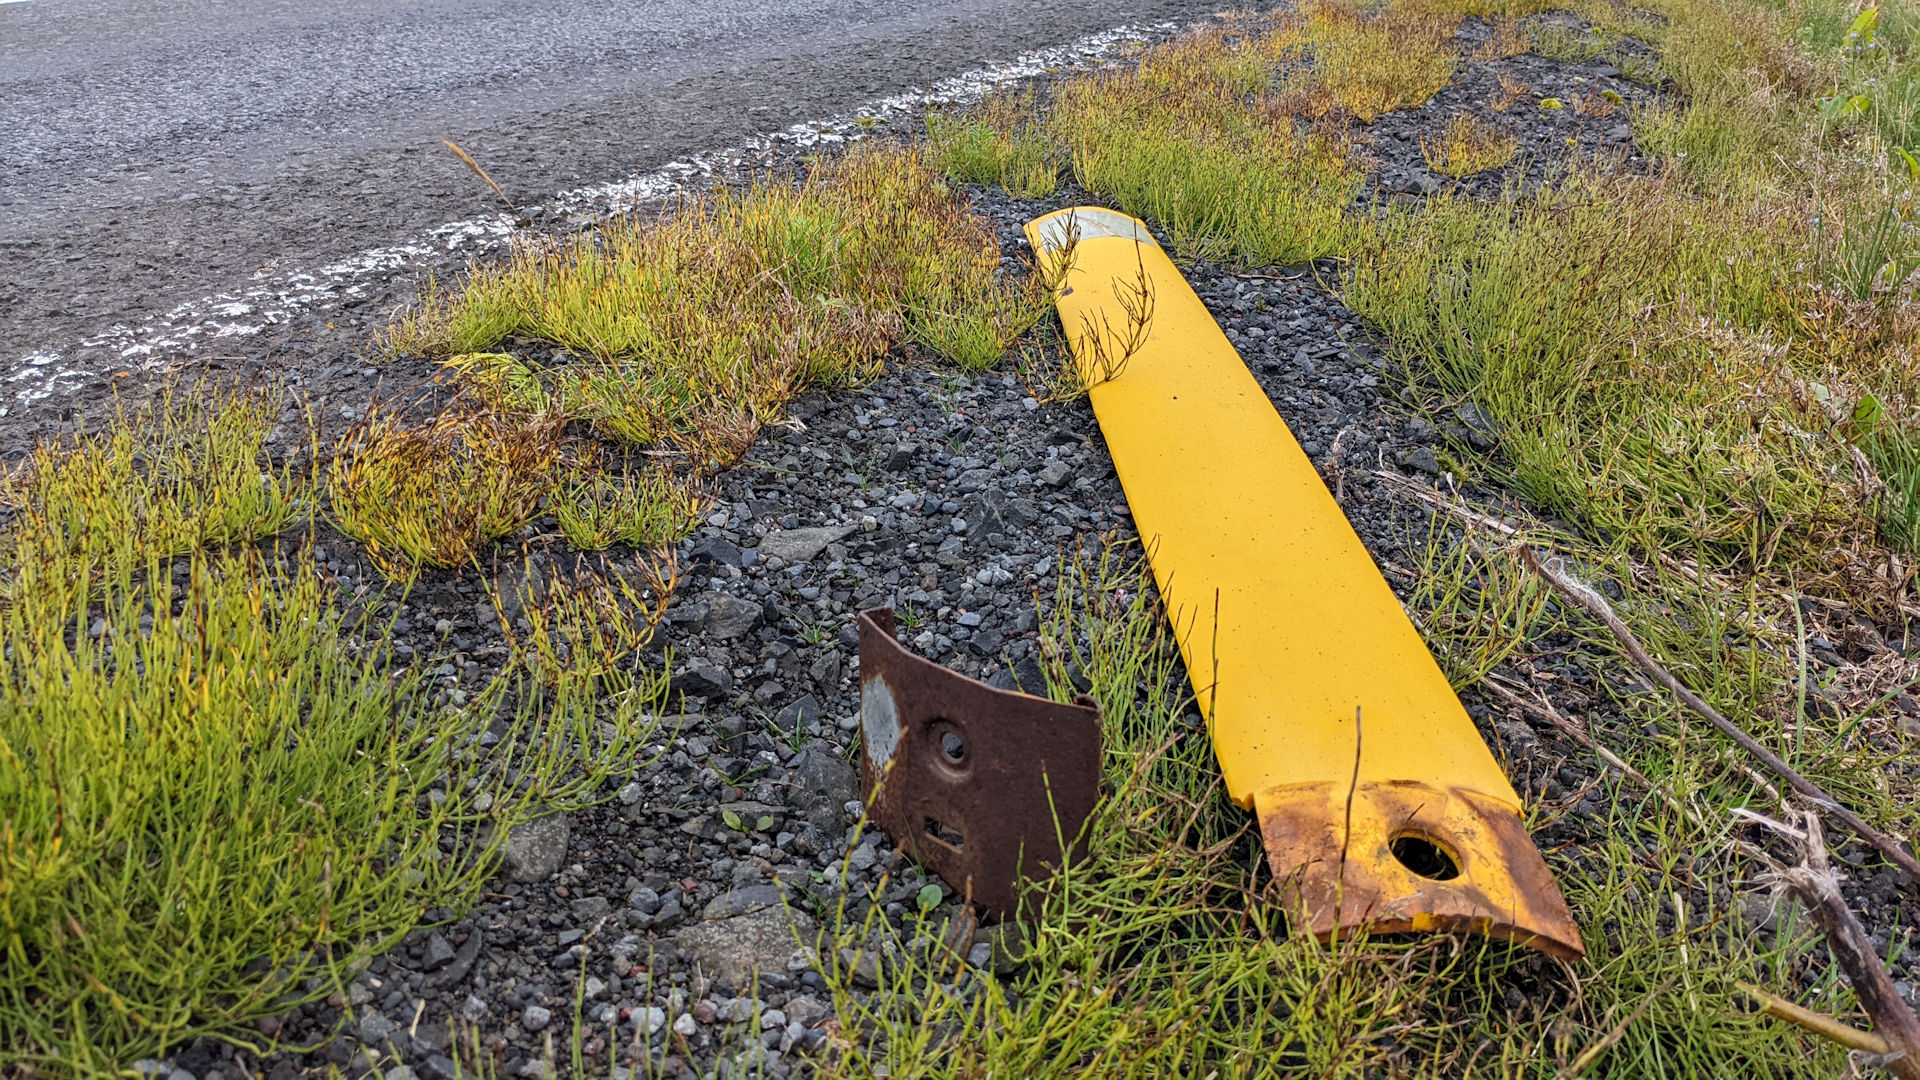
[0,0,1214,434]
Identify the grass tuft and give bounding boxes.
[1421,113,1521,176]
[1050,37,1362,267]
[397,146,1045,461]
[549,462,705,553]
[4,386,305,590]
[927,88,1060,198]
[1279,0,1463,122]
[0,399,667,1072]
[326,406,562,581]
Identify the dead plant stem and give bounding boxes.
[1520,546,1920,887]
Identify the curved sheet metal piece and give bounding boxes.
[857,608,1103,917]
[1024,206,1583,960]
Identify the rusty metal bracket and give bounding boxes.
[857,608,1103,916]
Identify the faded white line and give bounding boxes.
[10,21,1180,412]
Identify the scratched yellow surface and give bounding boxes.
[1026,207,1519,811]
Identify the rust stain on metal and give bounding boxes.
[857,607,1103,916]
[1256,780,1584,960]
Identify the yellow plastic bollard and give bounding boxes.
[1026,207,1582,960]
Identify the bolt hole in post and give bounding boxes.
[940,730,967,763]
[924,817,966,850]
[1391,834,1461,881]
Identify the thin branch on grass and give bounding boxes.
[1338,705,1362,881]
[1519,546,1920,887]
[1371,467,1523,537]
[1479,673,1656,791]
[1743,808,1920,1079]
[1738,980,1890,1056]
[1557,976,1677,1079]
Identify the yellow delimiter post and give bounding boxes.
[1026,208,1581,959]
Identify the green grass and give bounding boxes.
[807,541,1839,1078]
[7,387,307,582]
[1049,36,1363,267]
[395,146,1046,452]
[927,88,1060,198]
[0,393,667,1074]
[548,461,705,554]
[1421,113,1521,177]
[1341,171,1887,579]
[1278,0,1463,122]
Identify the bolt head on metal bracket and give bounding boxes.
[857,608,1103,917]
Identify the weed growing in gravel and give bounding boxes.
[1529,20,1619,62]
[1472,16,1534,59]
[1277,0,1462,122]
[397,146,1045,460]
[926,88,1059,197]
[1407,527,1548,687]
[4,386,305,586]
[811,542,1834,1077]
[1420,113,1521,176]
[549,462,705,552]
[327,405,563,581]
[495,558,678,687]
[1050,33,1362,267]
[0,403,666,1072]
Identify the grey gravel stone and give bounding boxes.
[675,905,819,986]
[703,883,787,921]
[1396,446,1441,475]
[522,1004,552,1032]
[784,995,829,1028]
[503,813,570,883]
[671,661,733,698]
[635,1006,668,1035]
[422,932,457,971]
[703,593,763,639]
[688,536,745,567]
[756,524,856,564]
[570,895,611,922]
[357,1010,397,1046]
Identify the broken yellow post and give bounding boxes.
[1026,207,1583,960]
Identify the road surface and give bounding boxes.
[0,0,1213,440]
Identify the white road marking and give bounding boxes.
[7,22,1176,412]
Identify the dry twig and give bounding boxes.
[1743,808,1920,1078]
[1521,547,1920,887]
[443,139,516,213]
[1738,980,1890,1056]
[1479,673,1656,791]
